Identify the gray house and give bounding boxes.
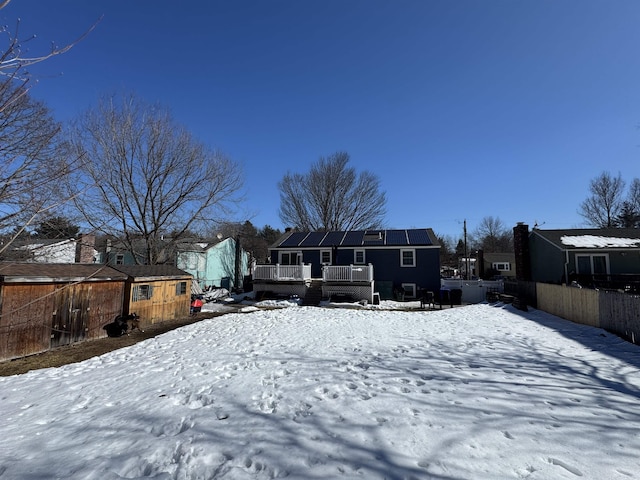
[514,223,640,290]
[254,228,441,303]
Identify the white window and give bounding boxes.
[354,249,365,264]
[115,253,125,265]
[402,283,416,298]
[493,262,511,272]
[320,249,332,265]
[132,284,153,302]
[400,249,415,267]
[280,251,301,265]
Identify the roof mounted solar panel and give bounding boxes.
[341,231,364,246]
[320,231,345,246]
[407,229,432,246]
[299,231,327,247]
[278,231,308,247]
[386,230,409,246]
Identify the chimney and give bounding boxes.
[75,233,96,263]
[513,223,531,281]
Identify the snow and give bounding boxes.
[561,234,640,248]
[1,303,640,479]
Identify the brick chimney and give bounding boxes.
[75,234,96,263]
[513,223,531,281]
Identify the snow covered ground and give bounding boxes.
[1,302,640,479]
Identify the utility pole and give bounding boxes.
[464,219,469,280]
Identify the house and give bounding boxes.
[477,251,516,279]
[176,237,250,291]
[2,234,98,263]
[110,265,193,324]
[254,228,441,303]
[100,237,156,265]
[513,223,640,290]
[0,262,128,361]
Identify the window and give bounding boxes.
[354,249,365,264]
[115,254,124,265]
[576,254,608,275]
[402,283,416,298]
[492,262,511,272]
[132,284,153,302]
[280,251,301,265]
[400,249,415,267]
[176,281,187,295]
[320,249,332,265]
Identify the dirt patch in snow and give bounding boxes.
[0,311,232,377]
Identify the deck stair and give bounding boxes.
[302,280,324,306]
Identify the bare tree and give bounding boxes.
[472,216,512,253]
[0,85,75,254]
[617,178,640,228]
[627,178,640,210]
[67,94,243,265]
[0,1,96,255]
[278,152,386,231]
[578,171,625,228]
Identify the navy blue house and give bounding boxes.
[255,228,441,302]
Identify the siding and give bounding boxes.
[0,280,124,361]
[125,279,191,324]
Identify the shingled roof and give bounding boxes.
[0,262,128,283]
[110,264,192,280]
[532,228,640,250]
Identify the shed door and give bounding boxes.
[51,286,88,348]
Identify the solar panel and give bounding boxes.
[342,231,364,246]
[386,230,409,246]
[407,229,432,246]
[299,231,327,247]
[278,232,308,247]
[320,231,346,246]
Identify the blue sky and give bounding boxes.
[5,0,640,240]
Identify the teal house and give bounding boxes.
[176,237,250,291]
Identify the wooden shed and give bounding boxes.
[0,263,128,361]
[111,265,192,325]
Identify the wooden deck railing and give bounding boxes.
[253,264,374,283]
[253,264,311,281]
[322,264,374,283]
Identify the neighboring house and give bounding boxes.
[3,234,98,263]
[513,223,640,290]
[176,237,250,291]
[0,262,128,361]
[478,251,516,279]
[100,238,153,265]
[254,228,441,303]
[110,265,193,324]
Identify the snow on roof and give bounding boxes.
[561,234,640,248]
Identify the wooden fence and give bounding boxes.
[515,281,640,345]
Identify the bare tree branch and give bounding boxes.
[578,171,625,228]
[0,87,84,255]
[278,152,386,231]
[0,2,101,112]
[67,93,244,265]
[472,216,512,253]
